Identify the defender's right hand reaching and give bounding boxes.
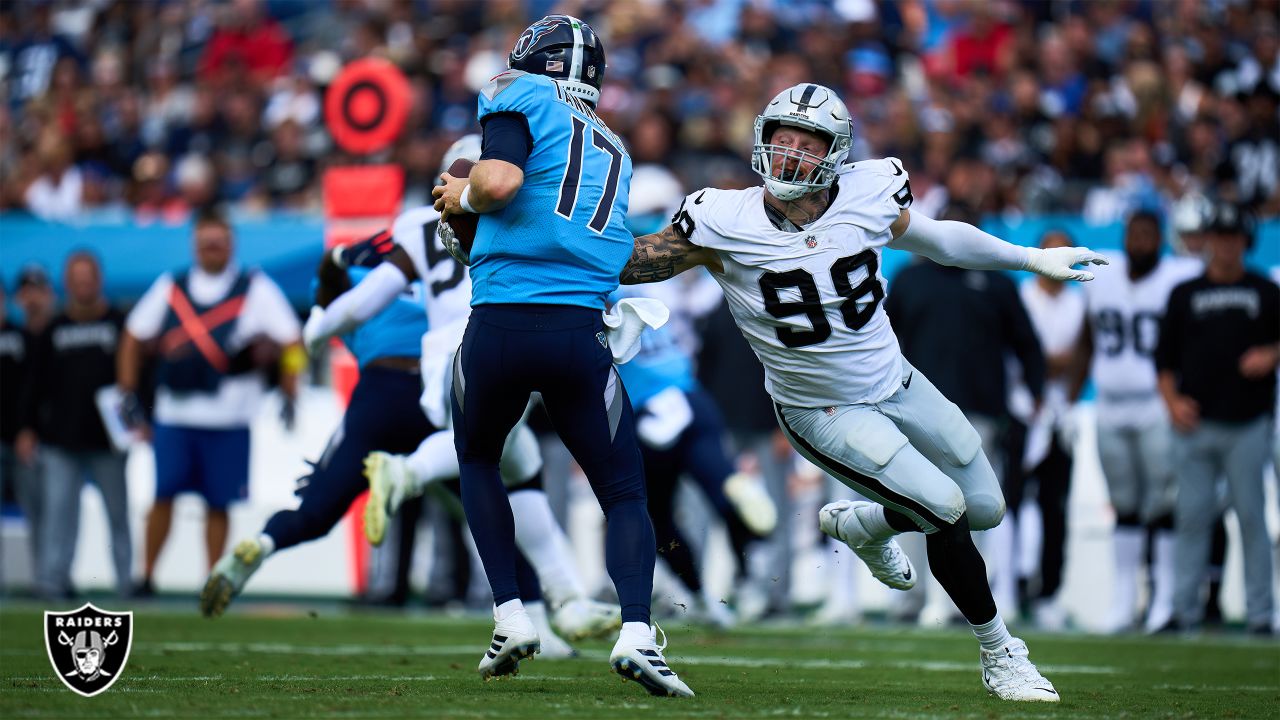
[1023,245,1109,282]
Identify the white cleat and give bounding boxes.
[362,451,409,546]
[610,624,694,698]
[723,472,778,535]
[200,538,266,618]
[553,597,622,641]
[478,606,540,680]
[527,601,576,659]
[819,500,916,591]
[981,638,1060,702]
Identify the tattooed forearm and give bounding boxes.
[620,225,696,285]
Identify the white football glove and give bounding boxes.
[303,306,329,357]
[437,218,470,266]
[1024,246,1109,282]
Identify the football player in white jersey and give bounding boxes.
[619,83,1107,703]
[303,136,621,655]
[1079,210,1201,634]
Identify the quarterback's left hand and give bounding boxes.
[1025,246,1109,282]
[303,306,329,357]
[432,173,469,219]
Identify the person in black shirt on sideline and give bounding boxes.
[17,253,132,599]
[1156,203,1279,635]
[0,282,37,587]
[6,267,55,589]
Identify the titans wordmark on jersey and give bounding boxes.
[681,158,913,408]
[1084,254,1201,427]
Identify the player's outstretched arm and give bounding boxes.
[620,224,722,285]
[889,208,1108,282]
[302,248,416,356]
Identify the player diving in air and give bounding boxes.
[610,83,1108,703]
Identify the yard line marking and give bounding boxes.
[1153,683,1278,692]
[131,642,1121,675]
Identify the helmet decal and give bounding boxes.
[512,17,563,60]
[507,15,606,106]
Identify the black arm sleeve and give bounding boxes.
[20,329,51,433]
[480,112,533,170]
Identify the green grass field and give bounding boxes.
[2,603,1276,719]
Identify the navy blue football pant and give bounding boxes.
[264,365,436,550]
[453,304,654,624]
[643,387,762,593]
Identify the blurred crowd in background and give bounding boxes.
[2,0,1278,223]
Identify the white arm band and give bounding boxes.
[311,262,409,340]
[890,212,1030,271]
[459,184,478,214]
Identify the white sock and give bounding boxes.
[509,489,587,606]
[257,533,276,558]
[985,516,1018,616]
[494,598,524,621]
[853,503,897,541]
[971,613,1014,651]
[404,431,460,495]
[621,621,652,642]
[1144,530,1176,632]
[1109,525,1144,630]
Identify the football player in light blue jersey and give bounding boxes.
[432,15,691,696]
[339,269,427,367]
[463,49,632,307]
[201,232,435,617]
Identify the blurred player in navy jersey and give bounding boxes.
[199,229,434,617]
[430,16,691,695]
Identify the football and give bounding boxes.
[444,158,478,256]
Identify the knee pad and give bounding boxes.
[966,494,1006,531]
[596,475,648,514]
[842,413,909,471]
[499,424,544,487]
[933,403,983,467]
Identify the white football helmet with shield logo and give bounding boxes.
[752,83,853,201]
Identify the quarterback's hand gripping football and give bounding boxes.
[432,173,470,218]
[437,216,470,266]
[1023,246,1109,282]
